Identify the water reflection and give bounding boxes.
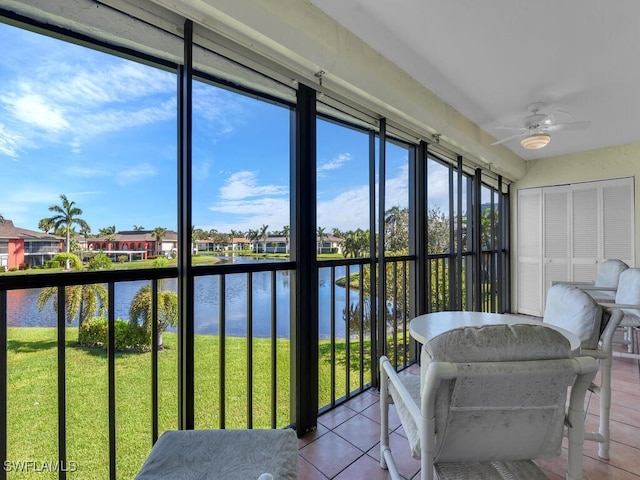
[6,258,358,339]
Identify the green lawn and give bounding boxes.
[6,327,374,479]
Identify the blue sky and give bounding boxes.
[0,22,441,236]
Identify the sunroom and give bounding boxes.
[0,1,639,479]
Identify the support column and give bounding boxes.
[291,83,318,436]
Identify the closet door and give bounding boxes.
[571,184,599,281]
[543,186,570,295]
[517,177,634,316]
[602,178,634,266]
[517,188,543,315]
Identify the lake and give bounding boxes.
[6,257,360,339]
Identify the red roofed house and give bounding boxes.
[0,220,62,270]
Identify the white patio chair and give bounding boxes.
[379,324,598,480]
[598,267,640,358]
[552,258,628,301]
[543,283,623,459]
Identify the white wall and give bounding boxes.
[512,141,640,311]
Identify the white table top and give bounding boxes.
[409,311,581,352]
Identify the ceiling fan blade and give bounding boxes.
[494,125,527,132]
[491,131,527,146]
[545,121,591,132]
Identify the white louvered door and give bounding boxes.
[517,177,634,315]
[603,179,634,265]
[543,186,570,294]
[571,184,599,281]
[517,188,543,316]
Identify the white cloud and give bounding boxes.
[317,184,370,231]
[218,171,287,200]
[207,197,290,233]
[115,163,157,185]
[317,164,409,231]
[318,152,351,175]
[205,164,410,233]
[427,165,451,211]
[80,99,176,136]
[64,165,110,178]
[204,170,289,232]
[5,93,69,131]
[0,123,21,158]
[0,55,177,156]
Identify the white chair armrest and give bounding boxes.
[579,286,616,292]
[598,302,640,311]
[380,357,421,425]
[551,280,595,287]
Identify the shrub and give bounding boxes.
[18,263,30,270]
[117,255,128,263]
[87,251,113,270]
[79,317,151,351]
[79,317,108,347]
[44,260,59,269]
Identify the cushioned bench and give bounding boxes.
[136,429,298,479]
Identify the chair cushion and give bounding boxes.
[393,324,571,459]
[136,429,298,480]
[420,323,571,426]
[588,259,628,300]
[595,259,628,288]
[422,323,571,364]
[544,283,603,349]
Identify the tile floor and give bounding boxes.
[298,354,640,479]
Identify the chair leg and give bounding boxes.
[597,356,612,459]
[380,371,389,470]
[379,359,390,470]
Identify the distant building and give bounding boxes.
[0,220,62,269]
[86,230,178,260]
[196,237,250,253]
[252,235,342,254]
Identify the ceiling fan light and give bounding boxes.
[521,133,551,150]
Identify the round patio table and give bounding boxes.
[409,311,581,353]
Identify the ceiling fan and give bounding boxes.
[491,102,591,150]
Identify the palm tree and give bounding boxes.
[46,194,90,270]
[317,226,326,254]
[133,225,145,231]
[98,225,116,250]
[129,257,176,349]
[0,213,4,224]
[384,205,409,253]
[152,227,167,256]
[129,285,177,349]
[79,225,91,242]
[246,229,259,252]
[259,224,269,253]
[282,225,290,253]
[36,253,108,335]
[38,217,54,233]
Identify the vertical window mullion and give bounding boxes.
[177,19,195,431]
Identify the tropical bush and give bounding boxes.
[79,317,150,351]
[87,251,113,270]
[129,285,178,349]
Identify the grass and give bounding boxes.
[6,327,378,479]
[1,255,221,275]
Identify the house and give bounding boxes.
[0,220,62,270]
[86,230,178,260]
[196,237,250,253]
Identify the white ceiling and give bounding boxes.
[310,0,640,161]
